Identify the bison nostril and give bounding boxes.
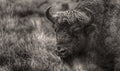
[57,46,61,50]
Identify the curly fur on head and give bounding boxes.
[53,10,91,25]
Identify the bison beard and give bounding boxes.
[46,0,120,71]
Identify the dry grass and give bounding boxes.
[0,0,72,71]
[0,0,84,70]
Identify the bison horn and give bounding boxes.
[46,7,55,24]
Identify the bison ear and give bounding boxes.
[84,24,96,36]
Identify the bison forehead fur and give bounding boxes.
[53,10,91,25]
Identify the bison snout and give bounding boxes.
[55,46,67,56]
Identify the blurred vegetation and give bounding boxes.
[0,0,78,71]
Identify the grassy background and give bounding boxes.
[0,0,78,71]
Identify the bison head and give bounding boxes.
[46,7,95,59]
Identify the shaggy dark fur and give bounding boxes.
[46,0,120,71]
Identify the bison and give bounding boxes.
[46,0,120,71]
